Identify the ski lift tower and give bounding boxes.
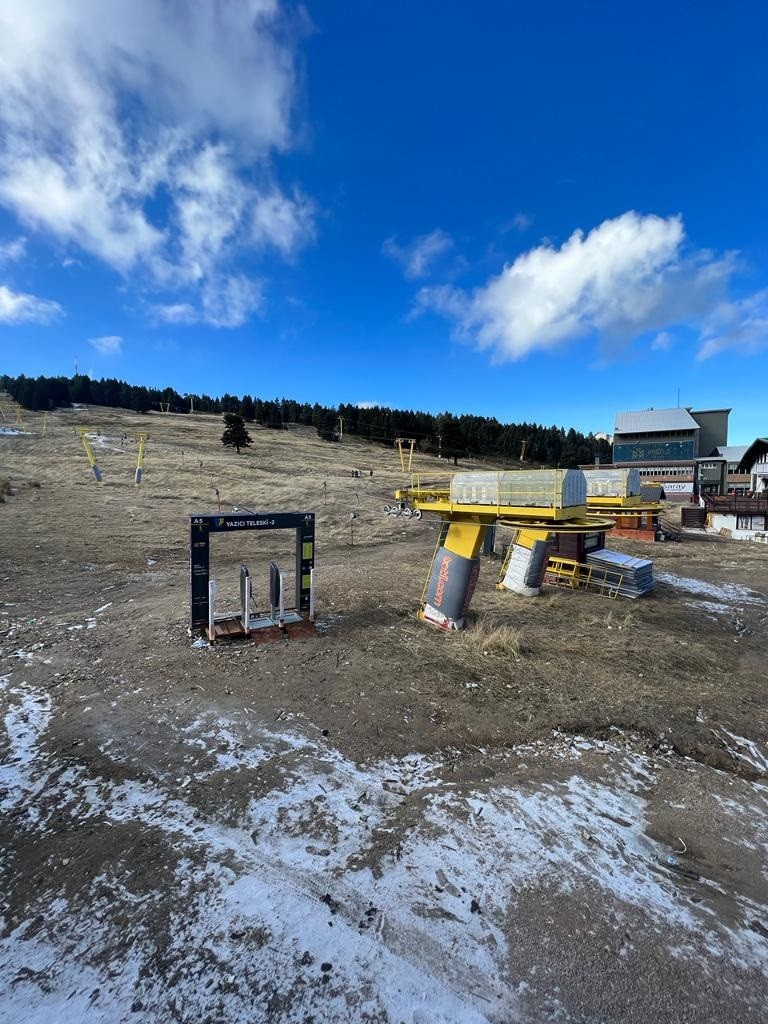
[394,469,614,629]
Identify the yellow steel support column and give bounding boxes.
[78,429,103,483]
[443,520,487,558]
[135,433,147,485]
[396,438,417,473]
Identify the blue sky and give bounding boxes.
[0,0,766,441]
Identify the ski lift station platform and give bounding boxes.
[394,470,619,629]
[582,467,662,542]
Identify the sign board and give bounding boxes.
[613,440,695,463]
[189,512,315,628]
[662,482,694,493]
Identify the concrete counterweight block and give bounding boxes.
[500,536,552,596]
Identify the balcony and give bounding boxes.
[703,493,768,514]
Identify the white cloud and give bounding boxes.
[150,274,263,328]
[383,229,454,279]
[0,283,62,323]
[252,188,316,257]
[151,302,198,326]
[0,1,312,325]
[412,211,751,361]
[355,400,382,409]
[651,330,673,351]
[697,291,768,360]
[0,236,26,264]
[89,334,122,355]
[201,274,263,328]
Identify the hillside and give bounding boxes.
[2,403,768,1022]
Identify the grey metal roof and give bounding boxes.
[614,407,699,434]
[714,445,748,462]
[738,438,768,472]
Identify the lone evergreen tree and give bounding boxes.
[221,412,252,454]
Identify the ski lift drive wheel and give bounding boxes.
[402,507,413,519]
[412,508,422,520]
[383,504,392,514]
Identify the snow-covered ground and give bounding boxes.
[2,668,768,1023]
[656,570,766,632]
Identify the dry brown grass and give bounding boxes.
[602,608,635,631]
[459,613,528,660]
[0,403,444,611]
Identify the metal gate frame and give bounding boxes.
[189,511,315,629]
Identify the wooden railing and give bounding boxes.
[703,494,768,514]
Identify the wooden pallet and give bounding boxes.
[206,616,247,642]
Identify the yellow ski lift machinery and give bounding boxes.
[393,469,615,629]
[582,467,662,541]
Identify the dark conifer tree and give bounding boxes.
[221,413,252,454]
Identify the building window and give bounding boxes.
[736,515,767,531]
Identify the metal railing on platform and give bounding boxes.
[544,556,623,598]
[400,469,583,517]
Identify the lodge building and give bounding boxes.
[610,407,730,502]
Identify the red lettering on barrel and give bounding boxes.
[433,554,452,606]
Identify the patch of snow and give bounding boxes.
[67,618,97,631]
[85,433,124,454]
[714,728,768,776]
[656,571,765,606]
[0,684,52,822]
[685,599,731,618]
[11,650,36,661]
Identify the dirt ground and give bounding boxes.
[1,403,767,1023]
